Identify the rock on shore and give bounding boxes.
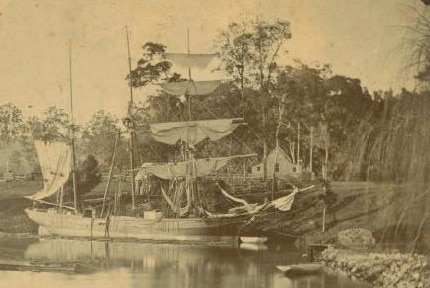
[320,246,430,288]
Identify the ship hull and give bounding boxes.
[25,208,250,242]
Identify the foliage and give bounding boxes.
[213,19,294,179]
[8,150,23,172]
[101,20,372,180]
[76,155,102,195]
[216,19,292,90]
[0,103,25,146]
[127,42,173,88]
[347,90,430,183]
[404,7,430,85]
[27,106,74,142]
[64,154,102,198]
[81,110,120,169]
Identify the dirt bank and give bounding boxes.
[273,181,430,253]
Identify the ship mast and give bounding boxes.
[126,26,136,211]
[69,40,79,213]
[187,29,192,121]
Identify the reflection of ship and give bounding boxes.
[23,238,369,288]
[24,238,275,287]
[24,33,312,242]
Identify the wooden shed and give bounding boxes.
[251,146,302,179]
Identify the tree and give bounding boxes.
[81,110,119,169]
[216,19,292,180]
[0,103,25,173]
[127,42,173,88]
[0,103,25,147]
[217,20,292,91]
[404,7,430,85]
[28,107,73,142]
[76,155,102,196]
[9,150,23,172]
[65,154,101,198]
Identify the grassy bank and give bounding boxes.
[303,182,397,241]
[0,181,41,234]
[279,181,430,252]
[0,197,37,234]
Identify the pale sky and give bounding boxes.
[0,0,426,123]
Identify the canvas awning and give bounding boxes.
[135,154,255,180]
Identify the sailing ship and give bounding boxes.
[24,33,313,242]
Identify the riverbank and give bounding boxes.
[0,197,38,234]
[275,181,430,253]
[1,180,429,251]
[0,181,41,234]
[320,246,430,288]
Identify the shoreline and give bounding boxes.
[320,246,430,288]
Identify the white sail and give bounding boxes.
[160,52,225,96]
[150,118,244,145]
[26,141,71,201]
[160,80,221,96]
[164,52,224,81]
[165,53,217,70]
[135,154,255,180]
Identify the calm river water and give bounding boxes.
[0,236,369,288]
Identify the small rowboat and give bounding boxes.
[239,243,268,251]
[276,263,323,276]
[240,237,268,244]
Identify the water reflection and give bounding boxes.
[0,237,370,288]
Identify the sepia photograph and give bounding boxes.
[0,0,430,287]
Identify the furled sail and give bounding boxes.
[150,118,244,145]
[26,141,71,201]
[161,185,190,217]
[165,53,217,70]
[160,80,221,96]
[135,154,255,180]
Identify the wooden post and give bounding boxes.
[310,126,313,173]
[322,205,326,233]
[59,186,64,212]
[322,170,327,233]
[129,131,135,211]
[297,122,300,173]
[322,129,328,233]
[325,132,329,180]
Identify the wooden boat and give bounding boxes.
[276,263,323,276]
[24,33,316,243]
[0,261,76,273]
[239,243,268,251]
[25,207,250,242]
[240,236,268,244]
